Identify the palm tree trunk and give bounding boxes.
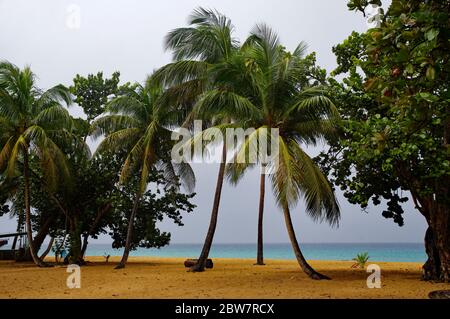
[256,168,265,265]
[191,143,227,272]
[282,204,330,280]
[39,237,54,260]
[23,151,46,267]
[31,214,54,256]
[115,192,141,269]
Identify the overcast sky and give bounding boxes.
[0,0,426,245]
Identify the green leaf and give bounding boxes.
[405,64,414,74]
[426,66,435,81]
[425,29,439,41]
[419,92,439,102]
[396,49,409,62]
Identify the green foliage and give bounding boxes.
[347,0,382,14]
[210,26,340,223]
[156,8,341,225]
[110,168,196,250]
[352,252,370,268]
[0,64,197,262]
[70,72,121,122]
[0,61,74,191]
[93,78,196,195]
[0,176,11,217]
[318,0,450,226]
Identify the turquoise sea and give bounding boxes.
[82,243,426,263]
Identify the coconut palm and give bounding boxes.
[0,61,73,267]
[153,8,240,272]
[92,79,195,269]
[200,25,341,279]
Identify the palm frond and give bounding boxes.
[0,136,15,172]
[34,105,73,129]
[194,89,261,120]
[165,7,237,62]
[293,41,309,58]
[91,115,140,138]
[95,128,142,156]
[35,84,72,112]
[288,140,340,226]
[6,136,27,178]
[270,136,301,206]
[152,60,208,87]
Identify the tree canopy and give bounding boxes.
[318,0,450,281]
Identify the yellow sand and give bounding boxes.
[0,257,448,299]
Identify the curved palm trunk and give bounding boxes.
[256,170,265,265]
[115,193,141,269]
[39,237,54,260]
[23,151,46,267]
[22,214,55,261]
[33,215,55,253]
[191,143,227,272]
[282,204,330,280]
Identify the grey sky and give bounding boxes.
[0,0,426,244]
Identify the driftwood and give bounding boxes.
[429,290,450,299]
[184,259,214,269]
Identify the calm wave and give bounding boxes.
[81,242,426,262]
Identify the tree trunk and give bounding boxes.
[398,166,449,282]
[32,214,54,253]
[416,195,449,283]
[80,233,89,259]
[115,193,141,269]
[81,203,112,258]
[431,203,450,282]
[282,204,330,280]
[22,214,54,261]
[23,151,46,267]
[11,235,18,250]
[39,237,54,260]
[69,217,83,265]
[190,143,227,272]
[256,169,265,266]
[423,226,441,281]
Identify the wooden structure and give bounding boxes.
[0,232,27,260]
[184,258,214,269]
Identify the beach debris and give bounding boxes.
[103,253,110,263]
[429,290,450,299]
[351,252,370,269]
[184,259,213,269]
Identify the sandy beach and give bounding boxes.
[0,257,447,299]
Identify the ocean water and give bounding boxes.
[82,243,426,263]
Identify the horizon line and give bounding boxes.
[88,241,424,245]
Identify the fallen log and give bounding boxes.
[184,258,213,269]
[429,290,450,299]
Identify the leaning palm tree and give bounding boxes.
[92,79,195,269]
[153,7,240,272]
[0,61,73,267]
[200,25,341,279]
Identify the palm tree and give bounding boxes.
[0,61,73,267]
[153,8,240,272]
[92,80,195,269]
[256,164,266,265]
[203,25,341,279]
